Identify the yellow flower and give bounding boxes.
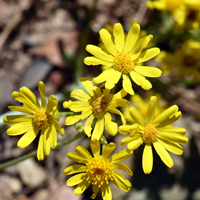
[98,23,149,72]
[119,96,188,174]
[147,0,184,11]
[64,139,133,200]
[156,39,200,79]
[3,81,65,161]
[175,0,200,30]
[84,23,161,95]
[123,93,168,122]
[63,77,129,140]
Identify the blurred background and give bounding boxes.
[0,0,200,200]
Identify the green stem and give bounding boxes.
[0,132,84,171]
[59,112,81,116]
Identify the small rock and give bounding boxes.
[32,189,49,200]
[159,183,188,200]
[17,158,47,188]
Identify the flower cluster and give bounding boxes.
[3,22,188,200]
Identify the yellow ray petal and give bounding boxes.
[113,23,125,52]
[17,128,39,148]
[74,179,90,195]
[158,138,183,155]
[102,142,116,159]
[84,113,96,137]
[110,98,130,109]
[46,95,58,114]
[120,135,135,145]
[131,36,150,60]
[54,120,65,136]
[105,112,118,136]
[90,139,100,158]
[80,77,95,96]
[158,127,186,135]
[152,105,178,126]
[142,144,153,174]
[7,121,33,136]
[84,56,113,66]
[118,125,131,135]
[136,47,160,63]
[156,111,182,128]
[70,89,91,101]
[38,81,46,109]
[11,91,38,113]
[99,28,118,56]
[112,88,127,100]
[127,138,143,151]
[67,152,89,164]
[75,145,93,160]
[8,106,34,115]
[3,115,32,125]
[130,70,152,90]
[108,107,126,125]
[134,66,162,77]
[101,183,112,200]
[93,68,115,84]
[129,106,145,126]
[124,23,140,53]
[64,164,86,175]
[63,100,91,112]
[147,96,158,124]
[91,184,99,199]
[158,131,188,144]
[37,130,45,161]
[86,45,114,62]
[153,141,173,168]
[20,87,40,109]
[111,171,131,192]
[91,113,105,141]
[105,70,121,90]
[122,74,134,95]
[67,173,84,186]
[50,125,57,149]
[43,127,51,156]
[109,149,133,163]
[112,163,133,175]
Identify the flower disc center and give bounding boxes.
[32,108,52,130]
[85,157,113,186]
[183,55,196,67]
[92,95,109,113]
[113,52,134,74]
[143,124,158,144]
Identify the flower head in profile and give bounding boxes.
[156,39,200,79]
[63,77,129,140]
[123,93,168,122]
[119,96,188,174]
[84,23,161,95]
[3,81,65,161]
[64,139,133,200]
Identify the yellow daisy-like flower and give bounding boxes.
[3,81,65,161]
[147,0,184,11]
[63,77,129,140]
[156,39,200,79]
[64,139,133,200]
[174,0,200,30]
[84,23,161,95]
[123,93,168,122]
[119,96,188,174]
